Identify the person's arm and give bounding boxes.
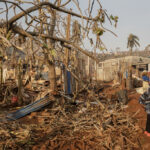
[139,90,149,105]
[139,87,150,104]
[139,94,146,105]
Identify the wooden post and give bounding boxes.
[87,56,89,79]
[94,47,97,81]
[65,14,71,66]
[64,13,71,94]
[30,39,35,66]
[18,59,23,105]
[126,65,133,90]
[0,57,3,84]
[136,64,139,77]
[121,62,126,89]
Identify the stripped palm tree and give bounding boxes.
[127,34,140,55]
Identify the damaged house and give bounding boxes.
[81,55,150,82]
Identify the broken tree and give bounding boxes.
[0,0,118,94]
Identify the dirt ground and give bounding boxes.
[22,88,150,149]
[1,83,150,150]
[127,91,150,149]
[103,84,150,150]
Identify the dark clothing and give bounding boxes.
[139,87,150,133]
[146,114,150,133]
[139,87,150,114]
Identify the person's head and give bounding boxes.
[142,70,148,77]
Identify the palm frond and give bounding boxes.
[127,33,140,49]
[132,35,139,41]
[134,40,140,47]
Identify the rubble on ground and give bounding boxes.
[0,82,143,150]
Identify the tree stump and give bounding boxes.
[117,89,128,105]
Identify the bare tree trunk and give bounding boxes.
[126,65,133,90]
[130,48,132,56]
[64,13,71,94]
[94,47,97,81]
[48,10,57,91]
[17,60,23,105]
[0,59,3,84]
[49,61,57,91]
[45,0,62,92]
[46,12,57,92]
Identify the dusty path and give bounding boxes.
[102,84,150,150]
[127,91,150,149]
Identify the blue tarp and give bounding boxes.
[63,65,72,94]
[67,71,72,94]
[142,76,149,82]
[6,96,51,121]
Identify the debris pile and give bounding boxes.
[0,83,142,150]
[0,80,37,107]
[0,0,148,149]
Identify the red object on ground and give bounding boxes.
[12,96,18,104]
[144,131,148,135]
[146,132,150,137]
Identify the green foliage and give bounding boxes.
[42,43,56,57]
[99,13,105,23]
[42,43,48,49]
[6,30,12,40]
[110,15,118,27]
[99,46,105,51]
[50,49,56,57]
[93,28,105,36]
[110,15,118,21]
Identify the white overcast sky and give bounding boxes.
[101,0,150,51]
[78,0,150,51]
[63,0,150,51]
[0,0,150,52]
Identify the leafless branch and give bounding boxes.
[0,0,97,27]
[59,0,71,7]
